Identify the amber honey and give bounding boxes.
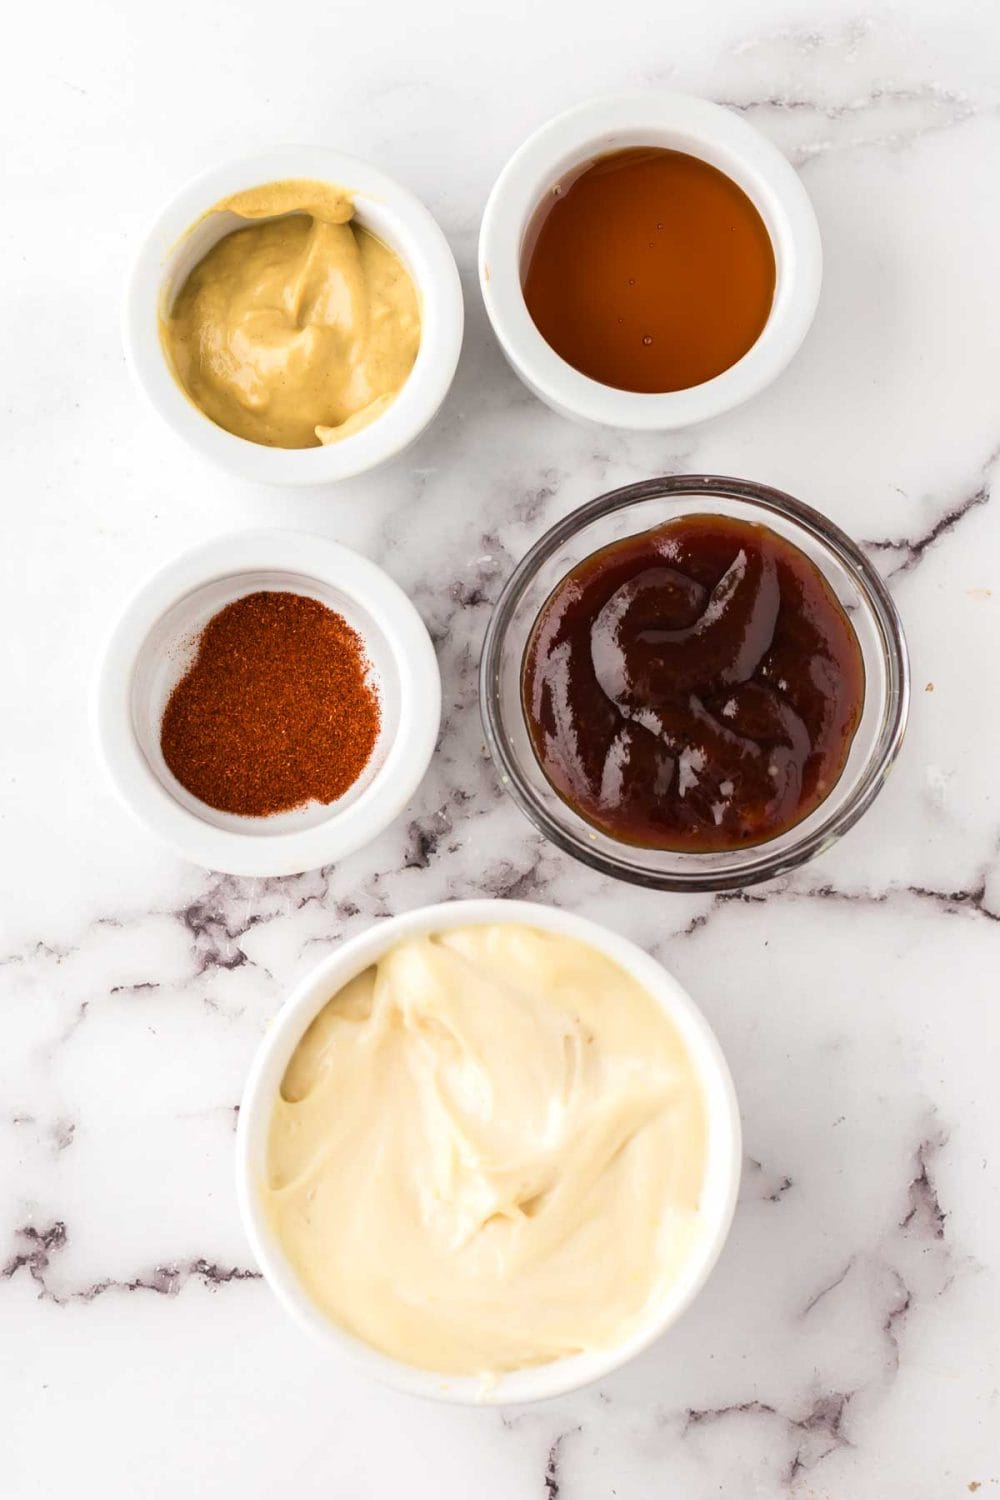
[521,148,776,393]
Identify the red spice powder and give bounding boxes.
[160,591,381,817]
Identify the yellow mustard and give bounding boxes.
[264,924,708,1377]
[161,180,420,449]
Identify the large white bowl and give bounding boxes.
[92,530,441,877]
[124,146,464,485]
[479,93,822,430]
[236,898,741,1404]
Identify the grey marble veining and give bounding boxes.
[2,0,1000,1495]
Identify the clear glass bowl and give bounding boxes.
[480,475,910,892]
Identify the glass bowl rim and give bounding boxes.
[479,473,910,893]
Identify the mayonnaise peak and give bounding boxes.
[161,179,420,449]
[265,924,708,1377]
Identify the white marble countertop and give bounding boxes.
[3,0,999,1494]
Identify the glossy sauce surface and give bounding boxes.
[521,148,775,393]
[523,516,865,851]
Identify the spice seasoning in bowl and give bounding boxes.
[161,591,381,817]
[94,531,441,877]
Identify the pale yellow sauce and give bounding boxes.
[264,924,708,1377]
[161,180,420,448]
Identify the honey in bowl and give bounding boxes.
[522,515,864,853]
[521,148,776,393]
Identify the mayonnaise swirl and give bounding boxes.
[265,924,707,1376]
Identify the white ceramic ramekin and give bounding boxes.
[236,898,741,1404]
[124,147,464,485]
[92,530,441,877]
[479,93,822,430]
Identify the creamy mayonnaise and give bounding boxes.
[264,924,708,1376]
[161,180,420,448]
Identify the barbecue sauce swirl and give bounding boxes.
[523,515,865,851]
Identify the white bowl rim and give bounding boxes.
[91,529,441,877]
[479,91,822,430]
[235,897,742,1405]
[124,145,464,486]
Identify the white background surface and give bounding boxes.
[3,0,999,1495]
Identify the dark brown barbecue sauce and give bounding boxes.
[522,515,865,852]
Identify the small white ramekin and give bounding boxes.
[124,147,464,485]
[479,93,822,430]
[236,898,741,1404]
[92,530,441,877]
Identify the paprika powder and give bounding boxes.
[161,591,381,817]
